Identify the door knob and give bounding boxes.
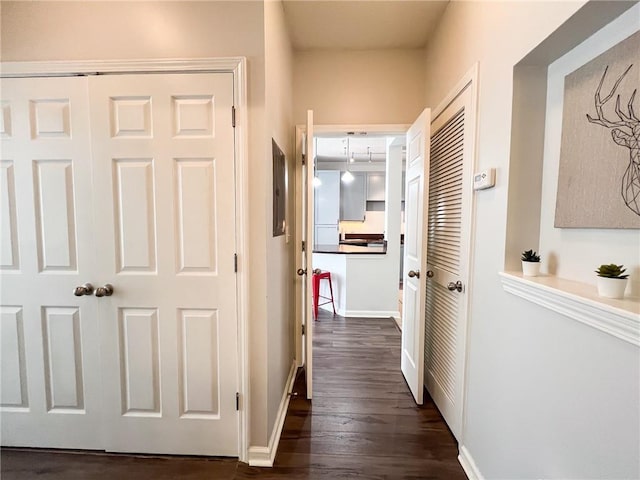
[408,270,420,279]
[73,283,94,296]
[426,270,434,278]
[95,284,114,297]
[447,281,463,293]
[296,268,307,276]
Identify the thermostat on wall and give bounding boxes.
[473,168,495,190]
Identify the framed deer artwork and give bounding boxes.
[555,30,640,229]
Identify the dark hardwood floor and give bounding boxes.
[1,312,466,479]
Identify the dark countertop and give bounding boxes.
[313,244,387,255]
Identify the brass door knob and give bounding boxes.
[95,284,114,297]
[408,270,420,279]
[73,283,94,296]
[447,281,463,293]
[296,268,307,276]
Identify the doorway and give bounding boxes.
[295,68,477,442]
[311,131,406,320]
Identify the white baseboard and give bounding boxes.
[342,309,400,318]
[458,445,484,480]
[247,360,297,467]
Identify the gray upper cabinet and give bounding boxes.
[340,172,366,221]
[367,173,386,201]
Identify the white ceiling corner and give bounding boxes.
[282,0,450,51]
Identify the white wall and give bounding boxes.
[264,0,296,444]
[294,48,425,125]
[540,6,640,297]
[0,0,284,451]
[424,2,640,478]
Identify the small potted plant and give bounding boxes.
[595,264,629,299]
[521,249,541,277]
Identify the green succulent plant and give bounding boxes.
[595,264,628,279]
[521,249,541,262]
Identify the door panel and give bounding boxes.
[424,87,474,440]
[0,77,103,449]
[88,73,238,456]
[401,108,430,405]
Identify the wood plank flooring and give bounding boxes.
[1,312,465,479]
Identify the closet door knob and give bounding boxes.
[408,270,420,279]
[95,284,114,297]
[73,283,94,296]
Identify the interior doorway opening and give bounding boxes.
[310,130,407,323]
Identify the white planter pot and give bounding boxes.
[522,261,541,277]
[596,276,628,299]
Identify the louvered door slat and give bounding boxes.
[424,107,465,411]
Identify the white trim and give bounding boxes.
[0,58,246,77]
[500,272,640,346]
[232,58,251,464]
[247,361,298,467]
[331,309,401,319]
[2,57,251,462]
[313,124,411,135]
[432,63,478,121]
[454,62,480,449]
[294,126,305,368]
[458,445,484,480]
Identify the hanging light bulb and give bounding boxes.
[342,137,355,183]
[312,176,322,187]
[341,170,355,183]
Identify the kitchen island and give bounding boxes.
[312,242,399,318]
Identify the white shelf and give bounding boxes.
[499,271,640,346]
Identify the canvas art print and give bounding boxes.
[555,30,640,228]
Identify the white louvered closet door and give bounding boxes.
[424,85,474,441]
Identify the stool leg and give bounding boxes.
[312,274,320,320]
[327,274,336,315]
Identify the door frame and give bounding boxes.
[1,58,251,462]
[293,123,409,367]
[429,63,479,448]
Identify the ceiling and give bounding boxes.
[282,0,450,50]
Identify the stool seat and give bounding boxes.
[312,270,336,319]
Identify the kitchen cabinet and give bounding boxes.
[367,173,386,201]
[340,172,366,221]
[314,171,340,244]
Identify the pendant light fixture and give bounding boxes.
[342,137,355,184]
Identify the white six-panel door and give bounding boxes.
[401,108,431,404]
[89,73,238,456]
[0,73,239,456]
[0,77,103,448]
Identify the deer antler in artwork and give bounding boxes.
[586,64,640,216]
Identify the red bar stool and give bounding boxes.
[312,269,336,319]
